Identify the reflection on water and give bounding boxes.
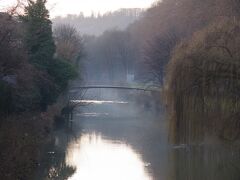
[76,113,109,117]
[40,91,240,180]
[66,133,152,180]
[71,100,129,104]
[171,144,240,180]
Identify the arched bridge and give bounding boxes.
[70,85,161,92]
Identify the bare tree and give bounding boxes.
[144,31,178,85]
[54,24,84,65]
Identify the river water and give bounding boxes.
[39,90,240,180]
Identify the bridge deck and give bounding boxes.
[70,85,161,92]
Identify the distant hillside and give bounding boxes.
[52,8,144,36]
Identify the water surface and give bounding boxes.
[41,91,240,180]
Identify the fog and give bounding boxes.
[1,0,240,179]
[52,9,143,36]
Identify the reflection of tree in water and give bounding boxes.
[36,127,77,180]
[46,146,76,180]
[170,145,240,180]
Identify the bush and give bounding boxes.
[49,58,78,92]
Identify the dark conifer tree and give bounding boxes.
[21,0,55,70]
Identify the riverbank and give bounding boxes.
[0,101,65,180]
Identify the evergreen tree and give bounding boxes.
[20,0,57,111]
[19,0,78,111]
[21,0,55,70]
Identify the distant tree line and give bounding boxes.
[52,8,143,36]
[82,30,137,84]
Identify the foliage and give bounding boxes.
[123,0,240,143]
[0,13,39,114]
[17,0,59,111]
[166,19,240,143]
[0,1,80,179]
[49,58,78,92]
[54,24,84,65]
[0,1,80,115]
[20,0,55,70]
[129,0,240,83]
[17,0,80,111]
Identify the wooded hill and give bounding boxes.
[52,8,144,36]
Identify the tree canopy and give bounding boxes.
[21,0,55,70]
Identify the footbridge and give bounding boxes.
[70,85,161,92]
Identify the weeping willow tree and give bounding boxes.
[166,18,240,144]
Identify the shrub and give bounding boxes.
[49,58,78,92]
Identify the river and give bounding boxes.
[37,90,240,180]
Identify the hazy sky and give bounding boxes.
[0,0,156,17]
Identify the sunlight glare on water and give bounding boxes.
[66,133,152,180]
[71,100,129,105]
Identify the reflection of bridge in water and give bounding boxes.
[70,85,161,92]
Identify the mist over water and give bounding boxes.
[41,88,240,180]
[57,88,169,180]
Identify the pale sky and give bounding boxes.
[0,0,156,17]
